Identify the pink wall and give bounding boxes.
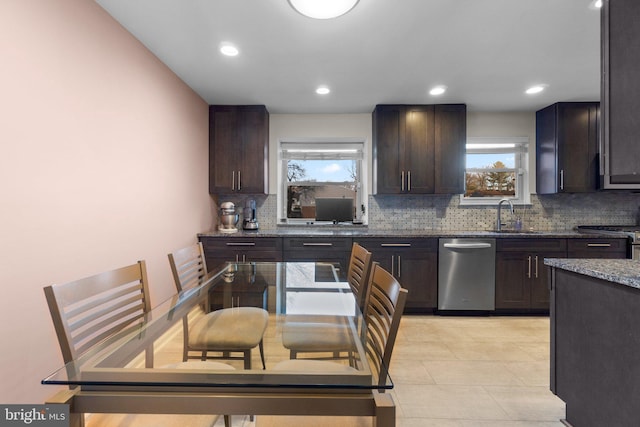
[0,0,213,403]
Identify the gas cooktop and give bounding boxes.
[576,225,640,241]
[576,225,640,232]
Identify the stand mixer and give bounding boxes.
[218,201,239,233]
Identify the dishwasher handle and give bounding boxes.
[443,243,492,249]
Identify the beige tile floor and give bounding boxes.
[89,315,566,426]
[215,315,566,427]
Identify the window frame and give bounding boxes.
[460,137,530,206]
[278,138,366,225]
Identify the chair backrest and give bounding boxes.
[363,263,408,388]
[346,242,373,311]
[168,242,208,293]
[44,261,151,364]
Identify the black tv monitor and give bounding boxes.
[314,198,354,223]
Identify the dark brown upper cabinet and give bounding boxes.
[372,104,466,195]
[536,102,600,194]
[601,0,640,189]
[209,105,269,195]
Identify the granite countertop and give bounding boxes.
[198,228,602,239]
[545,258,640,289]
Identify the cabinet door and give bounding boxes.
[557,103,599,193]
[434,104,466,194]
[404,106,435,193]
[495,252,531,309]
[530,251,565,309]
[603,0,640,186]
[209,106,238,193]
[236,106,269,194]
[395,250,438,311]
[372,105,404,194]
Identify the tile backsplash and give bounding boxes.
[216,192,640,232]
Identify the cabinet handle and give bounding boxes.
[232,171,236,191]
[587,243,612,247]
[391,255,395,276]
[235,254,239,262]
[560,169,564,190]
[535,255,539,279]
[381,243,411,247]
[242,254,246,262]
[397,255,401,278]
[527,255,532,279]
[401,171,405,192]
[302,243,333,246]
[237,170,241,191]
[407,170,411,192]
[226,242,256,246]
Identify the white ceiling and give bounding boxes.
[96,0,601,114]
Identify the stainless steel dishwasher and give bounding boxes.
[438,238,496,311]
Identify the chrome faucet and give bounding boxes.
[496,198,515,231]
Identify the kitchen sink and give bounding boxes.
[491,229,543,234]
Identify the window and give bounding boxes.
[460,137,530,205]
[279,140,364,224]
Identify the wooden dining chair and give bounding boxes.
[44,260,232,427]
[44,260,153,366]
[259,264,408,427]
[282,242,373,361]
[168,243,268,369]
[277,263,407,380]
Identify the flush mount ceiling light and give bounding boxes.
[288,0,359,19]
[429,85,447,96]
[525,84,548,95]
[219,43,239,57]
[316,86,330,95]
[589,0,603,10]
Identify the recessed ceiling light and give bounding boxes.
[525,84,548,95]
[589,0,603,10]
[219,43,239,57]
[288,0,359,19]
[429,85,447,96]
[316,86,330,95]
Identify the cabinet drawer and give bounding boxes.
[567,238,628,257]
[200,237,282,252]
[497,238,567,253]
[283,237,352,252]
[356,238,438,251]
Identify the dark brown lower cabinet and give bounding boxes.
[495,239,567,312]
[356,238,438,313]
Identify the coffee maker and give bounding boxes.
[242,199,259,230]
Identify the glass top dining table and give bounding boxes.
[42,262,392,391]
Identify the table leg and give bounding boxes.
[45,388,84,427]
[373,392,395,427]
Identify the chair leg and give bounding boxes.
[223,415,231,427]
[259,339,266,369]
[243,350,252,370]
